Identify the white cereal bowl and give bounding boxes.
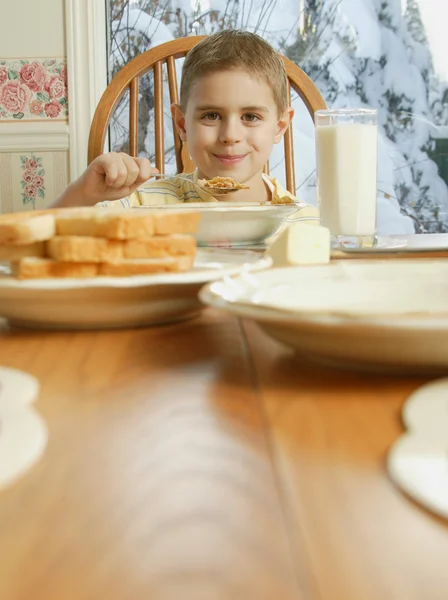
[135,203,300,246]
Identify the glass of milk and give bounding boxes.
[315,108,378,249]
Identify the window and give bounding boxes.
[106,0,448,233]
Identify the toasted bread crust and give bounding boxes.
[2,207,198,278]
[45,234,196,262]
[55,209,200,239]
[99,255,194,276]
[0,242,45,260]
[123,234,196,258]
[93,212,156,239]
[152,211,200,235]
[13,258,99,279]
[0,215,55,245]
[46,236,123,262]
[55,209,156,239]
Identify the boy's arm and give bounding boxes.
[52,152,158,208]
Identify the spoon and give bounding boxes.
[145,174,246,196]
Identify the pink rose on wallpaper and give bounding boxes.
[29,100,43,115]
[20,153,45,206]
[34,176,44,189]
[25,158,38,170]
[23,170,36,184]
[45,75,65,99]
[24,184,38,198]
[0,81,32,113]
[44,100,61,118]
[0,67,7,86]
[20,62,46,93]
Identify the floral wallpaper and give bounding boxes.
[0,59,68,121]
[20,154,46,208]
[0,152,69,214]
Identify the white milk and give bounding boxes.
[316,123,378,236]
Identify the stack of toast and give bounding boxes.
[0,208,200,279]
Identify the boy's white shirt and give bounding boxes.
[96,171,319,219]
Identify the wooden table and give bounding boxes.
[0,309,447,600]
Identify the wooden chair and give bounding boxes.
[88,36,327,194]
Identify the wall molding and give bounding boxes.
[65,0,108,181]
[0,153,14,213]
[0,122,69,153]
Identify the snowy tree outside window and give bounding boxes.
[107,0,448,233]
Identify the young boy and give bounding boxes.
[54,30,317,216]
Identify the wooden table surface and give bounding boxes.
[0,309,447,600]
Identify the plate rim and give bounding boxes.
[340,233,448,253]
[200,285,448,330]
[133,203,300,215]
[199,261,448,330]
[0,249,272,291]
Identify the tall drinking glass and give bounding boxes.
[315,108,378,249]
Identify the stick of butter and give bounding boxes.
[267,222,330,266]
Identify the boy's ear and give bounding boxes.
[274,106,294,144]
[171,103,187,142]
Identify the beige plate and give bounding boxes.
[199,259,448,375]
[387,379,448,520]
[0,249,271,330]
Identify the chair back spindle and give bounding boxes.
[153,61,165,173]
[129,78,139,157]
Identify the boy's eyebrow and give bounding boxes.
[194,105,271,113]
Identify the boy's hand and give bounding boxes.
[82,153,159,202]
[53,153,159,208]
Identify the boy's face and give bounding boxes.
[172,68,293,188]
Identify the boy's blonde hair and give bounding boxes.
[180,30,289,115]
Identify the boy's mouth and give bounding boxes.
[213,154,247,165]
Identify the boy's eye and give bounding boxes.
[242,113,261,123]
[202,112,220,121]
[242,113,261,122]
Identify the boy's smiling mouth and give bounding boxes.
[213,154,247,165]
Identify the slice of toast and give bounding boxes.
[0,241,45,260]
[98,255,195,276]
[45,234,196,262]
[123,234,196,258]
[152,211,200,235]
[55,208,200,239]
[55,209,156,239]
[13,253,195,279]
[13,257,99,279]
[54,209,99,237]
[0,214,55,245]
[46,236,124,263]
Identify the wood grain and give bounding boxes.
[242,320,448,600]
[0,312,305,600]
[2,305,448,600]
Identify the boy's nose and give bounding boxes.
[218,120,242,145]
